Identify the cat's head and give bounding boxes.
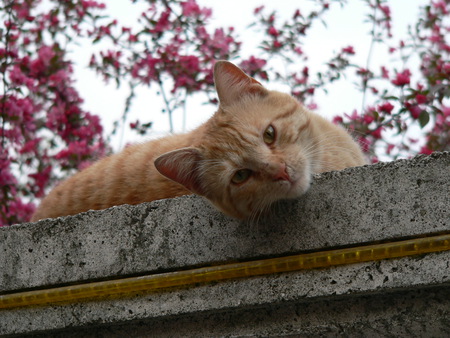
[155,60,316,220]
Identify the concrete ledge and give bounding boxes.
[0,152,449,336]
[25,286,450,337]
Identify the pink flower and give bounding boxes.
[131,55,160,84]
[391,69,411,86]
[37,45,55,67]
[181,0,211,18]
[268,26,279,37]
[332,116,343,124]
[181,0,201,16]
[407,104,421,119]
[254,6,264,14]
[440,62,450,74]
[1,199,35,225]
[345,109,360,121]
[49,69,70,87]
[151,9,171,34]
[28,166,52,198]
[293,46,303,55]
[302,67,309,77]
[342,46,355,54]
[357,68,370,76]
[371,127,383,139]
[239,56,267,74]
[387,144,395,155]
[20,138,41,154]
[55,140,90,162]
[381,66,389,79]
[28,45,57,76]
[378,5,391,18]
[433,1,449,14]
[81,1,106,10]
[420,146,433,155]
[307,102,318,110]
[442,106,450,117]
[378,102,394,114]
[363,114,374,124]
[128,33,138,42]
[0,158,17,187]
[9,65,35,89]
[415,94,427,104]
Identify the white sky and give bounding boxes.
[72,1,428,151]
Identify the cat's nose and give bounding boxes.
[272,163,290,182]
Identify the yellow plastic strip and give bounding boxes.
[1,233,449,310]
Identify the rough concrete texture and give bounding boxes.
[0,152,449,336]
[2,250,450,336]
[25,286,450,337]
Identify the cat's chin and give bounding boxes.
[284,175,311,199]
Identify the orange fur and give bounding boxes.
[31,61,366,222]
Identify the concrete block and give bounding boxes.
[0,152,449,336]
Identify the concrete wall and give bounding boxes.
[0,152,449,337]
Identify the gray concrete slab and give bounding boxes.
[1,250,449,336]
[26,286,450,338]
[0,152,449,336]
[1,152,448,293]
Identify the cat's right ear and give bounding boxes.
[154,148,205,196]
[214,60,267,107]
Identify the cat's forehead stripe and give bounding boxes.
[275,103,299,121]
[218,121,259,137]
[218,123,259,147]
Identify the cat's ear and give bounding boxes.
[214,60,267,107]
[154,148,205,195]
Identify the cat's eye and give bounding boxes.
[231,169,252,184]
[263,125,276,145]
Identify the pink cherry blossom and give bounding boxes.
[268,26,279,37]
[420,146,434,155]
[391,69,411,86]
[240,56,267,78]
[181,0,211,18]
[406,103,421,119]
[381,66,389,79]
[378,102,394,114]
[332,116,343,124]
[415,94,428,104]
[342,46,355,54]
[371,127,384,139]
[254,6,265,14]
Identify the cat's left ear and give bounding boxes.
[214,60,267,107]
[154,148,205,196]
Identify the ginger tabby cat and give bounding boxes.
[31,61,365,222]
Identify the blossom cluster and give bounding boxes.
[1,0,106,225]
[88,0,242,132]
[336,0,450,160]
